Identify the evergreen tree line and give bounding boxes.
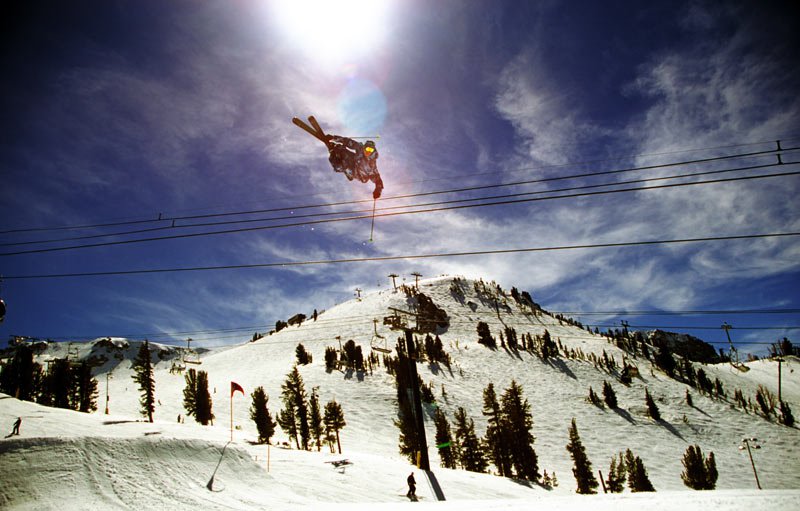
[430,381,540,482]
[275,366,346,453]
[0,344,99,413]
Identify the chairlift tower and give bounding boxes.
[411,272,422,290]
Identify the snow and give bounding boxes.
[1,276,799,510]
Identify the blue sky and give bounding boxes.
[1,0,798,356]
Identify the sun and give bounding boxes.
[269,0,392,65]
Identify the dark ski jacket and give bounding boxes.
[328,135,384,199]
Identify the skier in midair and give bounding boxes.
[292,116,384,199]
[326,135,384,199]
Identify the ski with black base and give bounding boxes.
[292,116,331,148]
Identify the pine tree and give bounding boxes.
[0,344,38,401]
[250,386,276,444]
[131,341,155,423]
[482,383,512,477]
[74,361,98,413]
[626,449,655,492]
[453,406,488,473]
[501,380,538,481]
[645,388,661,421]
[277,402,299,448]
[606,453,626,493]
[588,386,603,407]
[183,368,198,418]
[280,366,310,450]
[602,380,617,409]
[477,321,496,348]
[295,343,311,365]
[433,407,457,469]
[681,445,718,490]
[47,358,73,410]
[324,399,346,454]
[565,418,598,494]
[395,400,420,464]
[194,370,214,425]
[685,389,693,407]
[309,387,324,451]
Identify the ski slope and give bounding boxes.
[1,276,799,509]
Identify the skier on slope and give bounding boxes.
[406,472,417,499]
[326,135,384,199]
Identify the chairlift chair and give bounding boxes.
[370,319,392,354]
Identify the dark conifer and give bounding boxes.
[0,344,37,401]
[433,407,457,469]
[565,418,598,494]
[453,406,488,473]
[645,388,661,421]
[194,370,214,425]
[47,358,72,409]
[277,402,299,448]
[250,386,276,444]
[183,368,198,418]
[477,321,496,348]
[501,380,538,480]
[681,445,718,490]
[74,361,98,413]
[606,453,626,493]
[626,450,655,492]
[685,389,693,407]
[588,386,603,407]
[131,341,155,422]
[295,343,311,365]
[602,380,618,409]
[309,387,324,451]
[324,399,346,454]
[482,383,513,477]
[281,366,310,450]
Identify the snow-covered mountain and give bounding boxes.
[1,276,799,510]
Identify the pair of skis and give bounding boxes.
[292,116,332,149]
[292,115,378,242]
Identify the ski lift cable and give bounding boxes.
[3,155,793,250]
[1,142,795,237]
[3,230,799,280]
[2,164,798,257]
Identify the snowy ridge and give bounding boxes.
[1,276,799,510]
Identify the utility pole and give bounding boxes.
[411,272,422,290]
[105,372,113,414]
[388,273,399,292]
[740,438,762,490]
[776,357,784,403]
[403,329,430,471]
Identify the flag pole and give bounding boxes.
[230,390,233,442]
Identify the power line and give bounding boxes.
[4,231,798,279]
[1,142,794,236]
[2,164,798,256]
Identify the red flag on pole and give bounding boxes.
[231,381,244,397]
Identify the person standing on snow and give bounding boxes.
[327,135,384,199]
[406,472,417,499]
[11,417,21,435]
